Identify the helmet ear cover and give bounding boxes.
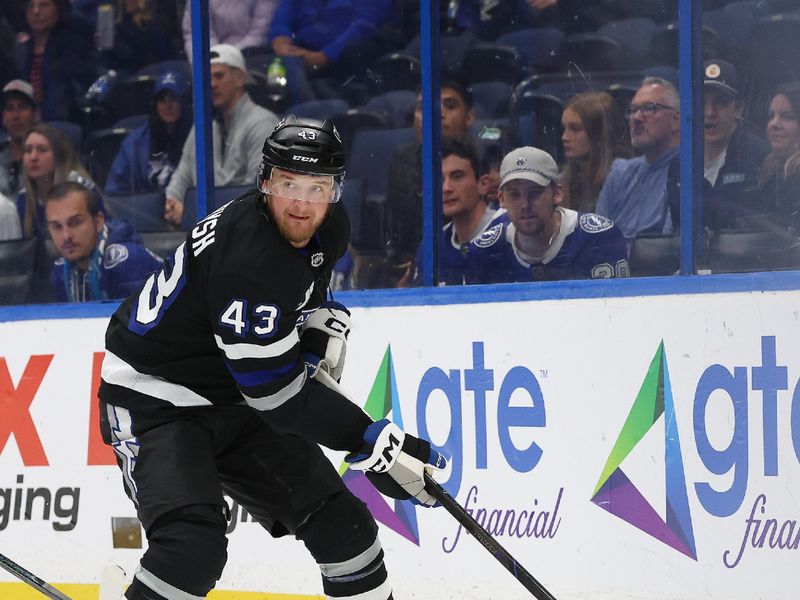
[258,114,345,190]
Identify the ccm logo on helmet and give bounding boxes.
[293,155,319,163]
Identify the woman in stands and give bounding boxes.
[14,0,96,121]
[752,81,800,230]
[559,91,630,213]
[105,70,191,196]
[17,123,99,238]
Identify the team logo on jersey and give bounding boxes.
[310,252,324,267]
[474,223,504,248]
[579,213,613,233]
[104,244,130,269]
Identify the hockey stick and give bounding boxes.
[0,551,72,600]
[314,370,558,599]
[423,472,558,600]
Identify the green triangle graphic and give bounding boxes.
[338,346,393,476]
[592,342,665,497]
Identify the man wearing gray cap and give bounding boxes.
[164,44,279,227]
[466,146,628,282]
[701,59,769,231]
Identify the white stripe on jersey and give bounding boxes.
[101,351,213,407]
[106,404,140,506]
[243,369,306,410]
[214,328,299,360]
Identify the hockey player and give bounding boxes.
[98,115,446,600]
[470,146,629,282]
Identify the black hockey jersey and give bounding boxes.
[98,191,367,448]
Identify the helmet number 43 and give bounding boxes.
[297,130,317,140]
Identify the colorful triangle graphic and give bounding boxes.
[591,342,697,560]
[338,345,420,545]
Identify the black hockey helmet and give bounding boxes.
[258,115,345,190]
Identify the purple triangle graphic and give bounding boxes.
[591,468,694,558]
[342,470,419,544]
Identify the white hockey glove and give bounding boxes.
[300,301,351,382]
[345,419,447,507]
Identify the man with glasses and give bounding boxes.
[701,59,769,231]
[98,116,445,600]
[596,76,680,251]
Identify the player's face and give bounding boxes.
[561,107,591,159]
[22,132,55,181]
[46,190,104,268]
[767,94,800,158]
[628,84,679,155]
[210,64,244,112]
[155,92,182,126]
[703,88,742,147]
[2,96,37,141]
[441,154,481,219]
[500,179,561,236]
[264,168,334,248]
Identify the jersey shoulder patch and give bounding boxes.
[579,213,614,234]
[103,243,130,269]
[474,223,504,248]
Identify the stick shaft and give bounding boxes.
[424,473,558,600]
[0,552,72,600]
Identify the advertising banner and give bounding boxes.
[1,289,798,599]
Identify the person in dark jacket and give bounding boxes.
[13,0,96,122]
[45,180,161,302]
[105,69,191,196]
[701,59,770,232]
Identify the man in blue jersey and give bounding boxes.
[45,181,162,302]
[468,146,629,282]
[404,135,503,285]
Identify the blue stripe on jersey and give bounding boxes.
[225,360,298,388]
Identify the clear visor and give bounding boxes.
[262,169,341,203]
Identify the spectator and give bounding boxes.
[406,135,502,286]
[0,79,39,200]
[478,143,502,209]
[751,81,800,230]
[45,180,161,302]
[560,91,631,213]
[383,77,475,284]
[701,59,770,232]
[105,70,191,196]
[14,0,96,122]
[268,0,393,103]
[99,0,178,74]
[164,44,279,228]
[17,122,98,238]
[471,146,629,282]
[182,0,278,59]
[596,77,680,251]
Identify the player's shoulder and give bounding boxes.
[472,209,510,249]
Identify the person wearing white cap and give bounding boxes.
[464,146,628,282]
[164,43,279,228]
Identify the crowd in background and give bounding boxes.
[1,0,799,304]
